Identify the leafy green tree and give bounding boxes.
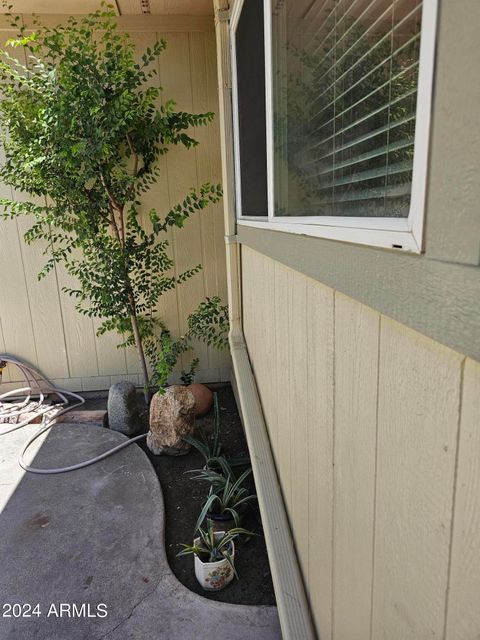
[0,4,224,401]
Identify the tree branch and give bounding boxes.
[108,202,122,245]
[99,172,122,212]
[100,172,125,245]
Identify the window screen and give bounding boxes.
[273,0,422,218]
[235,0,268,216]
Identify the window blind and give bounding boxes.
[273,0,423,218]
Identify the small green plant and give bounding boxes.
[183,392,222,466]
[177,525,253,577]
[183,394,250,469]
[192,464,257,531]
[147,297,229,393]
[144,325,196,392]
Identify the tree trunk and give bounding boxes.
[129,307,151,405]
[108,205,150,404]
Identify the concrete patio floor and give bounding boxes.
[0,422,281,640]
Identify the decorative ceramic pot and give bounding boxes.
[193,534,235,591]
[187,383,213,417]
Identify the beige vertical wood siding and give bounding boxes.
[242,245,479,640]
[0,23,230,392]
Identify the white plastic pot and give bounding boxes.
[193,533,235,591]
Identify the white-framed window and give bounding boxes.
[231,0,439,252]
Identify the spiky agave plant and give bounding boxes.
[183,392,222,465]
[192,464,257,531]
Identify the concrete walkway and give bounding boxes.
[0,423,281,640]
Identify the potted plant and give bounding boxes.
[192,464,257,533]
[177,525,251,591]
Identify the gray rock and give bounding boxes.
[108,381,141,435]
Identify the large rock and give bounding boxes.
[147,385,195,455]
[108,381,141,436]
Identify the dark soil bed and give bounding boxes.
[86,384,276,606]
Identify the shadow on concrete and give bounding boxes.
[0,423,280,640]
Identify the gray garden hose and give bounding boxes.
[0,354,146,475]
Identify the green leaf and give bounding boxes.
[0,3,224,396]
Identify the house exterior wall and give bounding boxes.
[242,244,480,640]
[207,0,480,636]
[0,16,230,393]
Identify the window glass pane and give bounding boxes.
[235,0,268,216]
[273,0,422,218]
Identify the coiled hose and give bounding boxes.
[0,354,146,475]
